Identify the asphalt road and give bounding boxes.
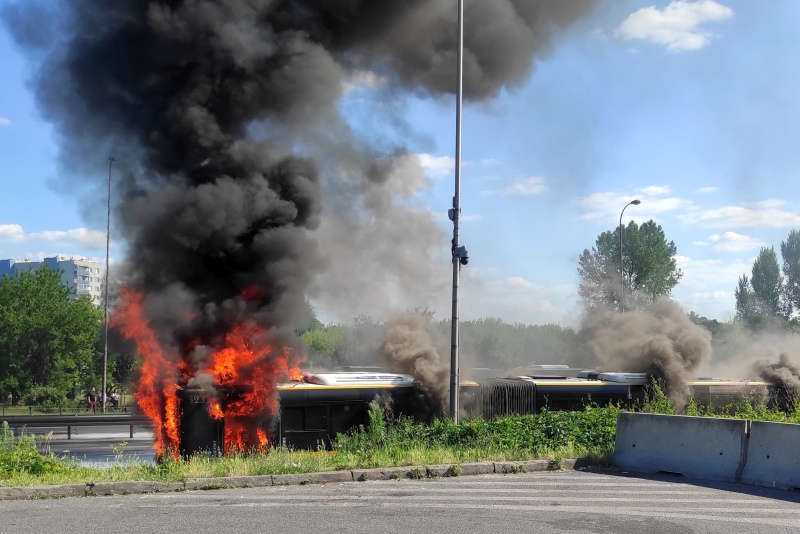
[2,471,799,533]
[24,425,156,464]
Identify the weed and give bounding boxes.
[446,464,462,477]
[408,468,424,480]
[502,464,527,474]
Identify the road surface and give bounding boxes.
[2,470,798,533]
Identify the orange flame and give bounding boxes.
[205,323,299,453]
[289,365,304,382]
[111,286,306,457]
[110,287,180,458]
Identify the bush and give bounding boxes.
[0,422,65,478]
[22,386,67,414]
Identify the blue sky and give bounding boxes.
[3,0,800,327]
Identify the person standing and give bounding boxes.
[87,387,97,414]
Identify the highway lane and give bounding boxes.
[22,425,156,464]
[2,471,798,533]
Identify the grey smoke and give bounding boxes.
[587,300,712,412]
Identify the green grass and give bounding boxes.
[2,393,799,488]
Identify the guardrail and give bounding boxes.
[1,414,152,439]
[1,406,133,417]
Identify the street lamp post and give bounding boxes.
[619,199,640,312]
[102,156,115,412]
[449,0,466,423]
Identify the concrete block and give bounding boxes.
[457,462,495,476]
[740,421,800,490]
[89,481,185,495]
[613,412,747,483]
[11,484,85,500]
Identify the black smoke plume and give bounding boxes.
[754,353,800,410]
[4,0,599,414]
[586,300,712,412]
[382,313,449,418]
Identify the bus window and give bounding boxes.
[304,406,328,431]
[281,407,303,431]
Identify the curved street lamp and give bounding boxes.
[619,199,641,312]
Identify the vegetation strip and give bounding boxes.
[3,388,798,497]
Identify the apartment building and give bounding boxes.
[0,256,104,304]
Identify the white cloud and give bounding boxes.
[680,200,800,228]
[461,268,579,326]
[695,186,718,194]
[30,229,107,248]
[703,232,766,253]
[507,276,534,289]
[674,255,751,291]
[0,224,25,242]
[481,176,548,196]
[0,118,11,126]
[417,153,455,178]
[637,185,671,196]
[578,189,691,221]
[0,224,106,249]
[672,255,752,320]
[616,0,734,53]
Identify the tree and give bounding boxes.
[735,247,789,328]
[781,229,800,314]
[688,311,721,336]
[0,267,103,403]
[734,274,758,327]
[751,247,785,317]
[578,220,683,310]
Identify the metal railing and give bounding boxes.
[2,413,152,439]
[1,404,133,417]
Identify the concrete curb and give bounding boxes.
[0,458,592,501]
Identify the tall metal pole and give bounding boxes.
[449,0,464,423]
[619,199,640,313]
[102,156,115,412]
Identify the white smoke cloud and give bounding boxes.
[616,0,734,53]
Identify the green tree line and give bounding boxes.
[0,267,131,408]
[734,230,800,330]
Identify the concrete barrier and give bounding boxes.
[740,420,800,490]
[613,412,748,483]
